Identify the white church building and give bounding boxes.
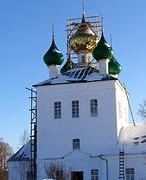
[8,7,146,180]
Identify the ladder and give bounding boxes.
[119,150,125,179]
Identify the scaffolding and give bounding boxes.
[66,15,102,65]
[26,87,37,180]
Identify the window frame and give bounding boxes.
[126,168,135,180]
[54,101,61,119]
[72,100,79,118]
[90,99,98,117]
[82,55,86,63]
[72,139,80,150]
[91,169,99,180]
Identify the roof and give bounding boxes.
[119,123,146,153]
[34,66,117,87]
[92,32,113,60]
[8,140,31,162]
[43,38,64,66]
[60,55,76,74]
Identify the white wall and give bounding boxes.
[35,80,146,180]
[9,78,145,180]
[8,161,30,180]
[37,152,112,180]
[125,154,146,180]
[36,80,125,160]
[38,153,146,180]
[115,81,129,136]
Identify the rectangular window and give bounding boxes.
[82,55,86,63]
[126,168,134,180]
[73,139,80,150]
[72,100,79,118]
[54,101,61,119]
[90,99,98,117]
[91,169,99,180]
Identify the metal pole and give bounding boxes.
[99,155,109,180]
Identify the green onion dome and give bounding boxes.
[92,32,113,61]
[61,55,76,74]
[108,56,121,75]
[43,38,64,66]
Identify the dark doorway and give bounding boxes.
[71,171,83,180]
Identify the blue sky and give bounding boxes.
[0,0,146,151]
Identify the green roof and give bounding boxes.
[108,56,121,75]
[92,32,113,60]
[43,38,64,66]
[61,55,76,74]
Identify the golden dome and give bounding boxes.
[69,22,98,54]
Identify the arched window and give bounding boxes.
[72,139,80,150]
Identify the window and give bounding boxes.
[72,100,79,118]
[82,55,86,63]
[71,171,83,179]
[72,139,80,150]
[91,169,99,180]
[54,101,61,119]
[126,168,134,180]
[90,99,98,117]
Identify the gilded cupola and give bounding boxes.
[69,13,98,54]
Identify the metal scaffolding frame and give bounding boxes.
[66,15,102,65]
[26,87,37,180]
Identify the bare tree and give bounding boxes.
[18,129,29,149]
[0,138,13,180]
[138,100,146,120]
[45,162,71,180]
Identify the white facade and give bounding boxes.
[36,80,128,159]
[8,141,31,180]
[9,161,30,180]
[34,77,131,180]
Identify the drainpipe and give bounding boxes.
[99,155,108,180]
